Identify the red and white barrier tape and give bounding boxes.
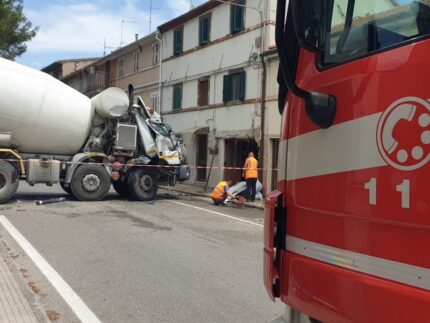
[0,158,278,172]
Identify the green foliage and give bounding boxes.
[0,0,38,60]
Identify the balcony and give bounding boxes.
[66,71,112,97]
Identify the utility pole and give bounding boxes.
[149,0,152,34]
[149,0,159,34]
[120,19,134,47]
[99,39,116,56]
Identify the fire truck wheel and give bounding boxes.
[112,180,130,198]
[0,161,19,204]
[127,168,159,201]
[70,164,111,201]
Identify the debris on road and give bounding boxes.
[36,197,67,206]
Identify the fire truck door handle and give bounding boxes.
[275,201,287,251]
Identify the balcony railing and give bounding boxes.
[66,71,111,96]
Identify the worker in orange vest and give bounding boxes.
[243,152,259,202]
[211,179,237,205]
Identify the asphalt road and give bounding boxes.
[0,183,284,323]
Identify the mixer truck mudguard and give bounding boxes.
[265,1,430,322]
[0,58,189,203]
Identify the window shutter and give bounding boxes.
[199,21,203,44]
[178,86,182,109]
[202,17,209,44]
[231,1,244,33]
[174,29,183,54]
[230,6,235,33]
[173,86,181,110]
[239,71,246,101]
[223,75,232,103]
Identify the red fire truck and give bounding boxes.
[264,0,430,322]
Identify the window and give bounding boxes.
[174,27,183,55]
[172,84,183,111]
[199,14,211,45]
[223,71,246,103]
[152,42,160,64]
[231,0,245,34]
[133,50,140,72]
[198,78,210,106]
[118,56,125,77]
[322,0,430,66]
[151,92,160,111]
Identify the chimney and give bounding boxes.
[135,34,139,41]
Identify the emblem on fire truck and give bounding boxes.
[377,97,430,171]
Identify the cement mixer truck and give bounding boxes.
[0,57,189,203]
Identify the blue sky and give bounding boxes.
[17,0,207,69]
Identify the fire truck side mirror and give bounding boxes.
[290,0,327,52]
[276,0,336,128]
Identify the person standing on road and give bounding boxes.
[243,152,258,202]
[211,179,236,205]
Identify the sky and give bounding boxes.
[16,0,207,69]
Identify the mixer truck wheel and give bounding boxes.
[0,161,19,204]
[70,164,111,201]
[127,168,159,201]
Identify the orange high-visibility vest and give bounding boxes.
[244,157,258,179]
[211,181,228,199]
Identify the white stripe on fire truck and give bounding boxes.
[279,112,387,182]
[286,235,430,291]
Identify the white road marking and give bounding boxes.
[0,216,101,323]
[167,201,263,228]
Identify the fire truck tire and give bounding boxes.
[127,168,159,201]
[0,161,19,204]
[113,180,130,198]
[70,164,111,201]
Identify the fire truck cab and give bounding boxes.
[265,0,430,322]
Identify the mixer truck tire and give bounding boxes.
[127,168,159,201]
[0,161,19,204]
[70,164,111,201]
[112,180,130,198]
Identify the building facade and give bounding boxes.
[63,33,160,107]
[158,0,280,191]
[42,58,99,80]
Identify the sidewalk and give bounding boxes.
[0,254,38,323]
[161,183,265,210]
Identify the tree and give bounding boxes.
[0,0,38,60]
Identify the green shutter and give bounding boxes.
[239,71,246,101]
[178,86,182,109]
[223,75,232,103]
[200,16,210,45]
[231,1,244,33]
[174,28,183,54]
[172,87,177,110]
[173,86,182,110]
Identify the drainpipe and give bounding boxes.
[155,30,163,114]
[259,52,267,177]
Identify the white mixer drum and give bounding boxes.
[0,58,93,155]
[91,87,129,119]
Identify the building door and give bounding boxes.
[196,134,208,182]
[224,139,259,183]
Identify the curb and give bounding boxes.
[159,186,265,210]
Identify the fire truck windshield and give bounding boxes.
[321,0,430,66]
